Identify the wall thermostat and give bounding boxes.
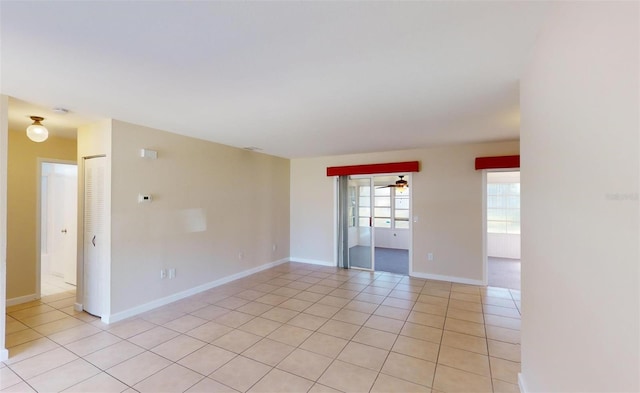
[138,194,153,203]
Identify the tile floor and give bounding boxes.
[41,273,77,297]
[3,262,521,393]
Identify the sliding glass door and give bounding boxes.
[347,177,374,270]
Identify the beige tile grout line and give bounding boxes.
[484,293,496,393]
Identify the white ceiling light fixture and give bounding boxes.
[26,116,49,142]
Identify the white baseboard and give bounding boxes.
[104,258,290,324]
[518,373,527,393]
[6,293,39,307]
[0,348,8,362]
[410,272,484,286]
[289,257,335,267]
[74,303,83,312]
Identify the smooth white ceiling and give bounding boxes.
[0,1,549,158]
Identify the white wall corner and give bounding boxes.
[410,271,484,286]
[104,258,290,324]
[289,257,335,267]
[0,348,8,362]
[518,372,528,393]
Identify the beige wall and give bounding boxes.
[1,95,9,359]
[109,120,290,316]
[7,129,76,300]
[290,140,519,283]
[520,2,639,391]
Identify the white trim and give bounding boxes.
[0,349,8,362]
[74,303,83,312]
[332,178,338,268]
[518,372,528,393]
[410,271,484,286]
[408,173,414,275]
[103,258,290,324]
[481,169,488,286]
[6,293,39,307]
[289,257,335,267]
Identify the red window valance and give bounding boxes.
[327,161,420,176]
[475,155,520,170]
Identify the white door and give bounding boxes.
[83,156,106,316]
[50,171,78,285]
[41,163,78,287]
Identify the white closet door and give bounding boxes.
[83,157,106,316]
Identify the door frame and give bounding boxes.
[336,173,413,274]
[36,158,78,299]
[482,168,521,286]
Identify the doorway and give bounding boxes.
[345,174,411,274]
[485,170,521,289]
[39,161,78,296]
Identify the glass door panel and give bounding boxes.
[348,177,373,270]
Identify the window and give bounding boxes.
[355,179,411,230]
[371,186,410,229]
[394,187,410,228]
[487,182,520,234]
[348,186,356,227]
[358,186,371,227]
[373,187,391,228]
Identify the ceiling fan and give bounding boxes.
[377,175,409,189]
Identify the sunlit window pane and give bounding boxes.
[487,208,506,221]
[506,209,520,221]
[395,198,409,209]
[395,220,410,229]
[507,221,521,234]
[508,196,520,208]
[375,197,390,207]
[374,218,391,228]
[374,208,391,217]
[488,221,507,233]
[395,210,409,219]
[487,180,520,234]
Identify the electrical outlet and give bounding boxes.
[160,269,166,279]
[168,268,176,279]
[427,253,434,261]
[238,252,244,260]
[272,244,277,252]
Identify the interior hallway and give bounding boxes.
[40,273,76,297]
[3,262,521,393]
